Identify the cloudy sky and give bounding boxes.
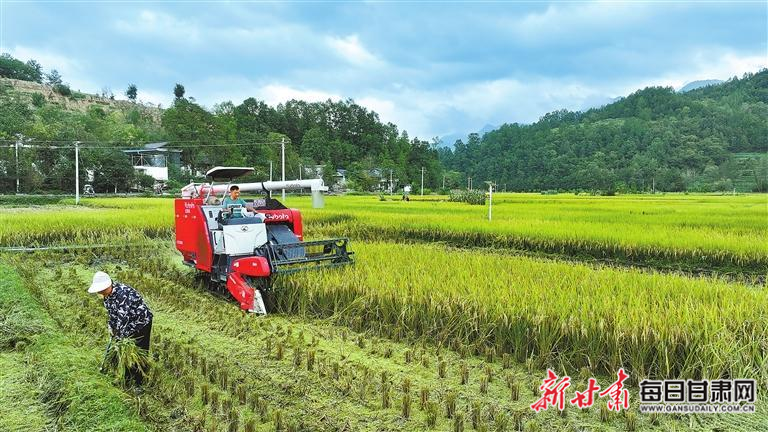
[1,1,765,139]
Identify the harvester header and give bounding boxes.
[175,166,353,314]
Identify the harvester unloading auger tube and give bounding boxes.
[175,166,353,314]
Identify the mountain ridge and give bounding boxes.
[438,124,497,148]
[678,79,724,93]
[439,70,767,192]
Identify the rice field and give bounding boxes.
[0,193,766,431]
[2,194,764,273]
[276,242,768,384]
[305,193,768,274]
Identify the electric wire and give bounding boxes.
[0,241,169,253]
[0,140,286,149]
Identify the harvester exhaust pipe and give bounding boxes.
[311,190,324,208]
[183,178,328,208]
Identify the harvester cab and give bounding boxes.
[174,166,353,314]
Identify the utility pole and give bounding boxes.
[442,173,445,190]
[74,141,80,205]
[389,169,393,195]
[269,160,273,181]
[299,164,302,181]
[281,138,286,201]
[420,166,424,196]
[14,135,20,194]
[486,181,494,221]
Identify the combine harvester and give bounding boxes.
[174,167,353,314]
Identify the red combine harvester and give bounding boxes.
[174,167,353,314]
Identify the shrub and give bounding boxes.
[53,83,72,97]
[31,92,46,107]
[448,189,485,205]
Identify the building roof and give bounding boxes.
[206,166,255,181]
[122,141,181,154]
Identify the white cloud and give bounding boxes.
[435,78,601,128]
[11,45,176,108]
[356,48,767,138]
[620,50,768,95]
[348,73,655,138]
[7,45,97,92]
[127,89,172,108]
[260,84,341,105]
[114,10,201,44]
[681,51,766,85]
[357,95,434,137]
[113,9,319,57]
[185,75,342,108]
[188,75,607,139]
[357,96,395,122]
[326,34,383,67]
[509,1,653,44]
[170,74,435,136]
[8,46,79,73]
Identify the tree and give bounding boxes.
[135,172,156,190]
[85,149,137,193]
[441,170,464,190]
[25,60,43,83]
[0,86,32,139]
[174,83,185,99]
[126,84,138,101]
[162,98,235,171]
[0,54,43,82]
[751,155,768,192]
[301,127,330,163]
[45,69,63,86]
[100,87,114,99]
[321,162,336,186]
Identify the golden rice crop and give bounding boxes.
[276,242,768,386]
[303,193,768,274]
[3,194,764,273]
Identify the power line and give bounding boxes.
[0,140,286,149]
[0,137,292,145]
[0,242,163,253]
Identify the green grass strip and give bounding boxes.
[0,352,51,432]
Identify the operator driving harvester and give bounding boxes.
[174,167,353,314]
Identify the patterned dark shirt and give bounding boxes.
[103,281,153,338]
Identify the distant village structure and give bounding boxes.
[122,142,181,183]
[113,145,395,194]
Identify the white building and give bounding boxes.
[122,142,182,182]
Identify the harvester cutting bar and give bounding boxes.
[261,238,354,275]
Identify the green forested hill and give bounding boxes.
[0,54,439,193]
[1,50,766,194]
[441,70,768,192]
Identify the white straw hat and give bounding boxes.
[88,271,112,294]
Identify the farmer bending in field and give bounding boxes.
[89,271,153,387]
